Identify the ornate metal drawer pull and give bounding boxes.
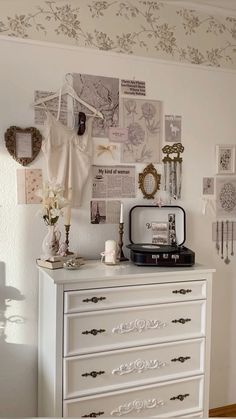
[82,370,105,378]
[171,356,191,363]
[112,318,168,334]
[172,289,192,295]
[172,318,191,324]
[82,411,104,417]
[110,398,165,416]
[82,329,106,336]
[170,393,190,402]
[82,296,106,303]
[112,358,167,375]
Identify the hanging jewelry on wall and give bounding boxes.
[212,220,236,264]
[162,143,184,199]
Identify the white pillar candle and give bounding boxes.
[64,188,72,225]
[64,206,71,225]
[105,240,116,264]
[120,202,124,223]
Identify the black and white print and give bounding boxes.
[203,177,214,195]
[152,222,169,245]
[216,176,236,218]
[165,115,182,142]
[216,145,235,174]
[72,73,119,137]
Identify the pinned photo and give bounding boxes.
[165,115,182,142]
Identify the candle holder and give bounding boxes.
[117,222,129,262]
[64,224,74,255]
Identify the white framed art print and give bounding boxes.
[216,144,235,174]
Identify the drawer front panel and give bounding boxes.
[63,338,205,399]
[64,301,206,356]
[63,375,204,417]
[64,281,206,313]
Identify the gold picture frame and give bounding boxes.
[4,126,42,166]
[138,163,161,199]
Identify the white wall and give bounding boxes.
[0,36,236,416]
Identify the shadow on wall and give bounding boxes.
[0,261,35,416]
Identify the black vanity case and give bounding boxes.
[126,205,195,267]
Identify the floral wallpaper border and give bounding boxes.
[1,0,236,69]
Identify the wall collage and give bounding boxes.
[204,144,236,264]
[3,70,236,265]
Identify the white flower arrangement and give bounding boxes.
[37,182,68,226]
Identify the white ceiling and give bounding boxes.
[163,0,236,15]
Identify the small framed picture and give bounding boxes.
[15,132,33,158]
[4,126,42,166]
[151,222,169,245]
[202,177,214,195]
[216,144,235,174]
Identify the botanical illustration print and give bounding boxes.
[72,73,119,137]
[121,98,162,163]
[1,1,236,69]
[216,177,236,217]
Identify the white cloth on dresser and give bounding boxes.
[42,111,93,207]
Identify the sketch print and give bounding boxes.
[34,90,68,125]
[72,73,119,137]
[203,177,214,195]
[165,115,182,142]
[91,200,106,224]
[216,145,235,174]
[216,176,236,218]
[121,98,162,163]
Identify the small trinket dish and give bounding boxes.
[63,258,84,270]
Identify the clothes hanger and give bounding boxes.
[33,80,104,120]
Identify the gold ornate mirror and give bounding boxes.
[138,163,161,199]
[4,126,42,166]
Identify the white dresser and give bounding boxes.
[38,261,214,418]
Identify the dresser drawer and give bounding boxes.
[64,281,206,313]
[63,375,204,417]
[63,338,205,399]
[64,301,206,356]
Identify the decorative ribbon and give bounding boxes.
[100,250,116,263]
[153,197,164,207]
[202,198,216,215]
[97,144,117,158]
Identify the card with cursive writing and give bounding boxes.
[109,127,128,143]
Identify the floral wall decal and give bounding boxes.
[1,0,236,68]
